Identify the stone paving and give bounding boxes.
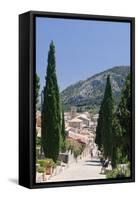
[47,155,106,182]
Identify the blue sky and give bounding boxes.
[36,17,130,92]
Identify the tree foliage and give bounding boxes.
[96,75,114,159]
[41,41,61,162]
[36,74,40,104]
[112,74,131,167]
[95,102,104,149]
[102,75,114,158]
[117,74,131,160]
[60,107,66,152]
[96,74,131,168]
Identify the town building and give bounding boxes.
[68,117,83,129]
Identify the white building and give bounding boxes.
[77,114,91,127]
[68,117,83,129]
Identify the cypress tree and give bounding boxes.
[96,75,114,159]
[60,107,66,152]
[111,74,131,167]
[116,74,131,161]
[41,41,61,162]
[95,102,104,149]
[102,75,114,158]
[36,74,40,105]
[61,107,66,141]
[112,114,122,168]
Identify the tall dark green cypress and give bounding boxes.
[60,107,66,152]
[41,41,61,162]
[102,75,114,158]
[61,107,66,141]
[95,102,104,149]
[111,114,122,168]
[36,74,40,105]
[111,74,131,167]
[96,75,114,159]
[116,74,131,161]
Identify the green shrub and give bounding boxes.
[37,158,56,169]
[66,139,74,153]
[73,148,81,158]
[37,166,45,173]
[45,158,56,168]
[106,163,130,179]
[106,169,120,178]
[60,138,67,153]
[37,159,46,167]
[66,139,85,158]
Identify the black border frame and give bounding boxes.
[19,11,135,189]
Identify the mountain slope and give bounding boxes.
[60,66,130,112]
